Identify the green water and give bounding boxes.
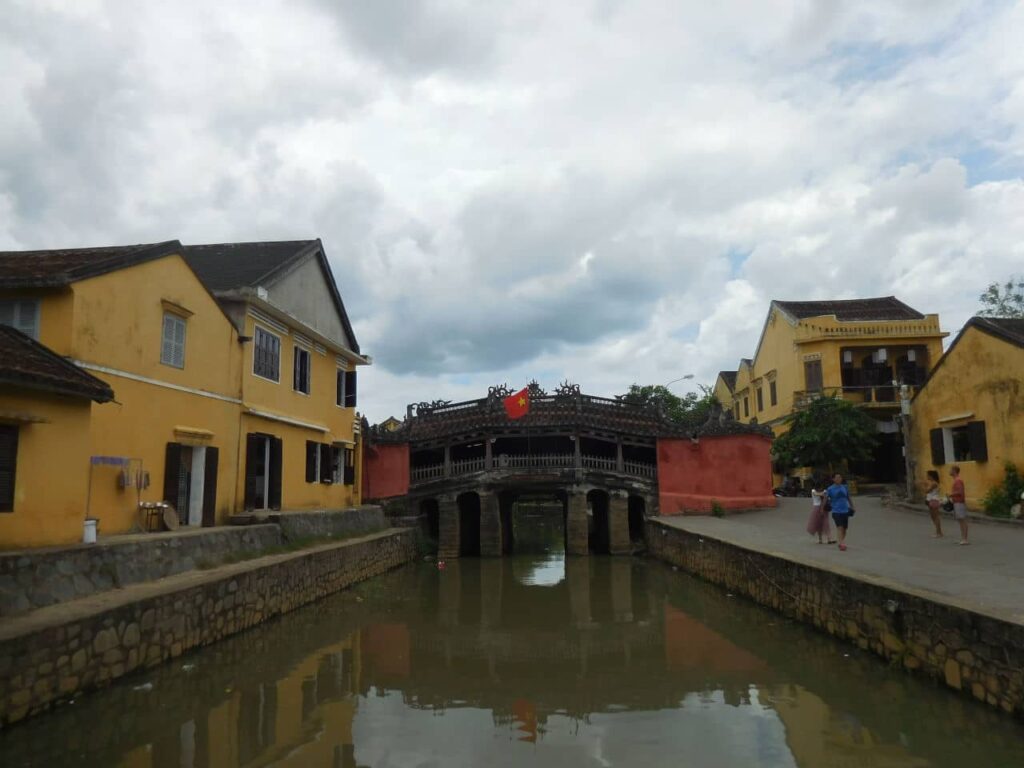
[1,518,1022,766]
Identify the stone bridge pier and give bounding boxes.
[436,485,651,559]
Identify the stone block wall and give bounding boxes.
[0,525,282,618]
[647,520,1024,720]
[0,529,416,727]
[266,505,385,541]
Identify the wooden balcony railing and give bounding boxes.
[793,385,917,410]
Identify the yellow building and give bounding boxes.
[909,317,1024,509]
[718,298,947,483]
[0,325,114,548]
[182,241,368,514]
[0,239,368,549]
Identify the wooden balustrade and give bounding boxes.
[409,453,657,483]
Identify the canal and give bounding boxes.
[1,515,1022,766]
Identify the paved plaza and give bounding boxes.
[660,497,1024,625]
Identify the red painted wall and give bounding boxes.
[363,443,410,500]
[657,434,776,515]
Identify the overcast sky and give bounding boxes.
[3,1,1023,421]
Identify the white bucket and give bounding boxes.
[83,518,98,544]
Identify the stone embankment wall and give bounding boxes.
[0,525,282,618]
[263,505,385,540]
[0,528,415,727]
[647,520,1024,720]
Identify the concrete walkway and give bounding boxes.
[658,497,1024,625]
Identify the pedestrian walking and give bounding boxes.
[826,472,853,551]
[950,465,969,545]
[925,469,944,538]
[806,478,835,544]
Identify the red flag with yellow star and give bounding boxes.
[503,387,530,419]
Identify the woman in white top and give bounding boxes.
[806,479,835,544]
[925,469,944,538]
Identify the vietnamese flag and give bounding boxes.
[503,387,530,419]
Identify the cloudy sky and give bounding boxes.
[3,1,1023,421]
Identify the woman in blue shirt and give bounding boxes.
[826,472,852,551]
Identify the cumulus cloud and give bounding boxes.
[1,0,1023,420]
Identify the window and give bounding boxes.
[769,380,778,406]
[804,359,823,392]
[0,425,17,512]
[337,369,357,408]
[331,445,343,483]
[743,397,749,418]
[734,402,740,419]
[160,313,186,368]
[253,327,281,382]
[305,440,321,483]
[756,387,764,412]
[293,346,311,394]
[0,299,39,340]
[930,421,988,465]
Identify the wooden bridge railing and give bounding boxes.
[410,454,656,483]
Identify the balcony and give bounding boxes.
[793,385,917,410]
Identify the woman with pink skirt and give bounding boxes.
[806,484,835,544]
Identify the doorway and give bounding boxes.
[245,434,282,510]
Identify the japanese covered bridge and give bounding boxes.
[362,382,774,558]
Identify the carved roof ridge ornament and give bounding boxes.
[554,380,581,399]
[527,379,546,397]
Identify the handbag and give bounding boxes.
[942,498,954,513]
[848,502,856,517]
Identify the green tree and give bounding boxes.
[979,275,1024,318]
[771,394,877,472]
[620,383,718,423]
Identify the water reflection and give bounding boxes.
[1,556,1022,767]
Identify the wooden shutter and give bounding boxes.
[967,421,988,462]
[336,369,344,406]
[0,425,18,512]
[305,440,318,483]
[343,448,355,485]
[344,370,357,408]
[929,428,945,466]
[164,442,182,509]
[243,434,259,509]
[269,437,283,510]
[804,360,823,392]
[202,447,219,527]
[320,444,332,483]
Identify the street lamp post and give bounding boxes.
[664,374,694,389]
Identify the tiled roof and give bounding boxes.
[182,240,360,353]
[0,242,182,288]
[369,394,771,445]
[180,240,319,292]
[0,326,113,402]
[773,296,925,322]
[717,371,737,390]
[969,316,1024,349]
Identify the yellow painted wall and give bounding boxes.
[734,308,946,429]
[0,390,95,549]
[2,251,366,547]
[239,312,361,510]
[70,256,244,533]
[910,326,1024,508]
[712,376,735,413]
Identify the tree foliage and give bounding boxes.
[771,394,877,472]
[979,275,1024,318]
[620,383,718,423]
